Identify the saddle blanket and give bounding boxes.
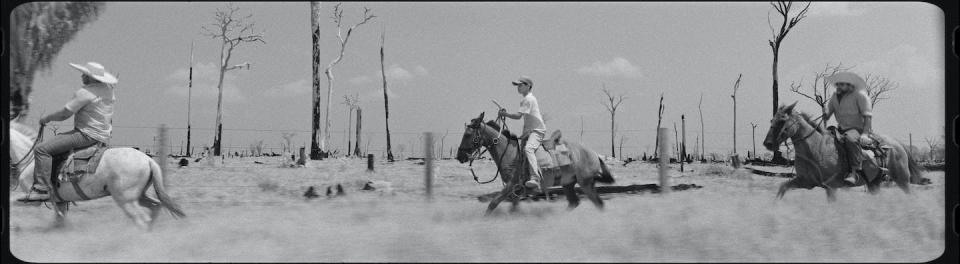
[56,145,109,184]
[535,143,573,169]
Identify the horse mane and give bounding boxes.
[9,121,37,141]
[484,120,519,140]
[798,111,824,134]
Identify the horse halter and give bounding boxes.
[462,116,510,185]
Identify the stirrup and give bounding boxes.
[17,187,50,202]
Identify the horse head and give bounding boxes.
[8,121,37,163]
[763,101,799,151]
[456,112,486,163]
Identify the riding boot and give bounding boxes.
[525,168,542,191]
[844,140,864,185]
[17,174,51,202]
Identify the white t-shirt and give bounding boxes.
[519,93,546,137]
[64,83,115,143]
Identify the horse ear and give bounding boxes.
[784,101,798,113]
[478,112,485,120]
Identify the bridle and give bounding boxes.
[773,113,817,147]
[461,116,511,185]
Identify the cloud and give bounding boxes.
[807,2,867,17]
[165,61,247,103]
[414,65,429,76]
[385,64,414,81]
[577,57,643,79]
[349,65,427,86]
[264,79,311,98]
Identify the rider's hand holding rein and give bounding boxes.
[38,107,76,126]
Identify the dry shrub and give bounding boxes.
[257,179,280,192]
[703,164,735,176]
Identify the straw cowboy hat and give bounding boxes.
[69,62,118,84]
[826,71,866,91]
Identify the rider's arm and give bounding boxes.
[39,107,74,124]
[863,116,873,134]
[43,89,94,124]
[498,109,522,120]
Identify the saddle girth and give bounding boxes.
[51,143,109,201]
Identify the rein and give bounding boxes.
[12,124,45,170]
[469,115,511,185]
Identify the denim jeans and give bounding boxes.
[34,130,100,189]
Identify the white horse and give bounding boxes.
[9,122,185,230]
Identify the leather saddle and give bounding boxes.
[50,143,109,191]
[827,126,890,177]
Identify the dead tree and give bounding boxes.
[354,107,362,156]
[768,0,810,161]
[202,3,263,156]
[653,94,665,159]
[731,74,742,155]
[321,3,375,158]
[310,1,325,159]
[281,132,296,153]
[601,83,626,158]
[618,135,627,160]
[789,62,852,127]
[864,74,898,108]
[379,27,395,162]
[698,92,705,161]
[341,93,359,156]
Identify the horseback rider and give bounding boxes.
[822,71,881,185]
[498,76,547,190]
[16,62,117,202]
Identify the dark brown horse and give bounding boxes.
[456,112,614,215]
[762,102,922,202]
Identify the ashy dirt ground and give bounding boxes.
[8,156,946,262]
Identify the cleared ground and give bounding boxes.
[8,156,946,262]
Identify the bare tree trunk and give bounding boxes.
[354,107,362,156]
[380,28,395,162]
[768,1,810,163]
[610,111,616,157]
[310,1,324,159]
[653,94,664,159]
[321,4,375,159]
[732,74,741,155]
[698,93,704,161]
[346,105,353,157]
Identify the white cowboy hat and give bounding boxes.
[69,62,118,84]
[826,71,866,91]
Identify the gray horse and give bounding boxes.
[456,112,614,214]
[762,102,923,202]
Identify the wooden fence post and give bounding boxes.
[658,127,670,194]
[424,132,434,201]
[156,125,168,183]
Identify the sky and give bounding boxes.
[18,2,945,158]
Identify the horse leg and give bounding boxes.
[776,180,795,200]
[53,201,69,229]
[485,184,514,216]
[139,195,163,228]
[580,179,604,210]
[509,195,520,213]
[562,183,580,210]
[824,186,837,202]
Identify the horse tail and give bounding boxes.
[904,148,927,185]
[596,158,615,184]
[148,159,186,219]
